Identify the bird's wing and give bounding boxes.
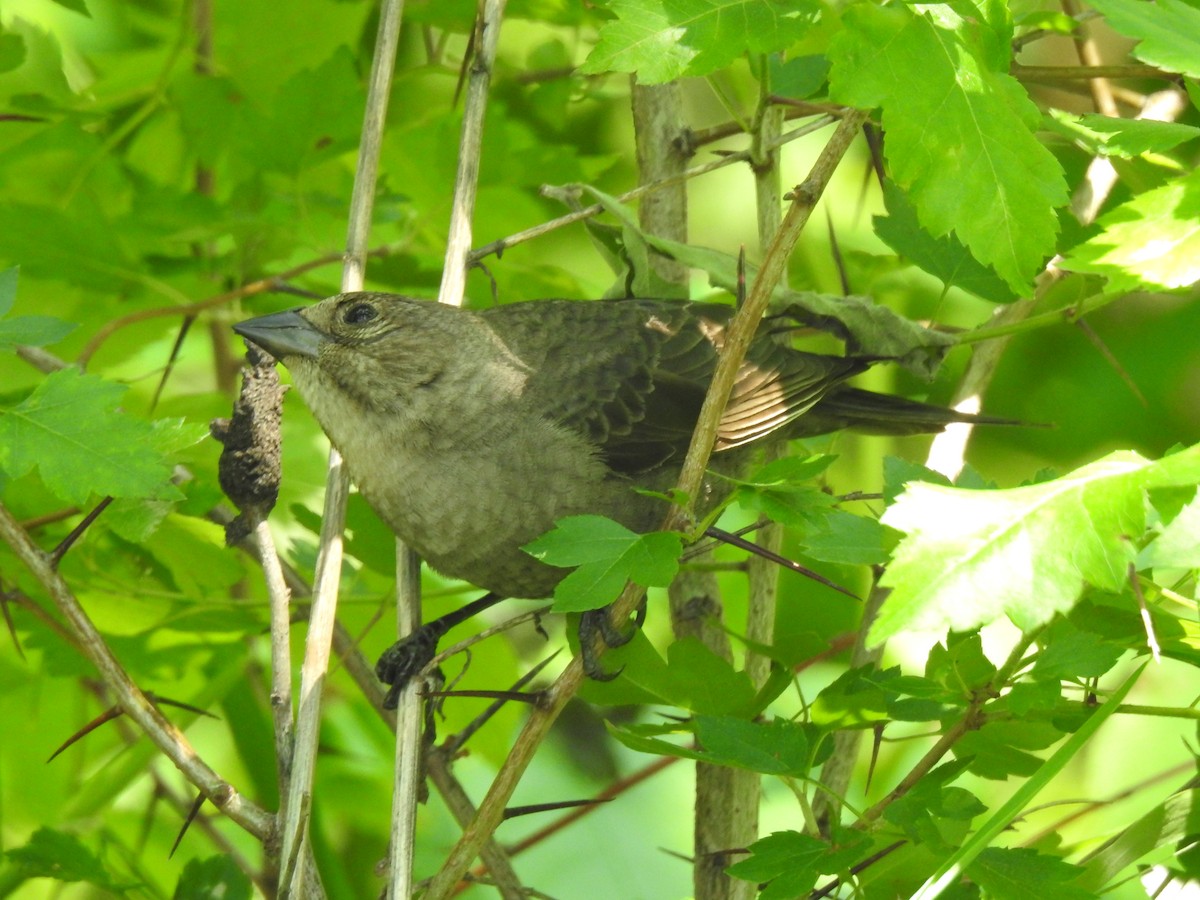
[480,299,867,474]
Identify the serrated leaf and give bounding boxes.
[174,855,253,900]
[693,715,814,775]
[1031,617,1125,681]
[968,848,1091,899]
[1087,0,1200,78]
[0,369,192,505]
[874,182,1017,303]
[582,0,819,84]
[0,315,77,350]
[830,5,1067,292]
[955,720,1064,779]
[1139,495,1200,568]
[799,509,887,565]
[5,827,117,888]
[1077,789,1200,891]
[524,515,681,612]
[873,446,1200,643]
[1046,109,1200,158]
[1059,168,1200,291]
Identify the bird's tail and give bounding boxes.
[802,387,1030,437]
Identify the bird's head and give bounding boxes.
[233,292,478,414]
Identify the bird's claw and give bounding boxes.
[578,600,648,681]
[375,627,440,710]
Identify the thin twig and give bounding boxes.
[278,2,406,894]
[467,114,839,264]
[76,247,397,367]
[1012,63,1174,81]
[0,502,273,838]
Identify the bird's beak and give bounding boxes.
[233,308,325,360]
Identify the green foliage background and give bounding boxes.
[0,0,1197,898]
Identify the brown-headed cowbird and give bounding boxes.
[234,292,1012,703]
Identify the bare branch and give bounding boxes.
[279,1,407,893]
[0,502,273,839]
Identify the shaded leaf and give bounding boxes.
[5,828,118,889]
[0,369,204,505]
[830,5,1066,292]
[968,847,1091,899]
[174,855,253,900]
[874,182,1017,303]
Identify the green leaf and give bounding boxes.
[967,847,1091,900]
[1139,495,1200,568]
[809,666,891,730]
[174,855,253,900]
[911,664,1146,899]
[523,515,682,612]
[798,509,887,565]
[873,446,1200,643]
[582,0,819,83]
[5,828,118,889]
[1046,109,1200,158]
[1076,788,1200,892]
[883,760,986,850]
[726,828,871,899]
[611,636,759,714]
[0,369,198,506]
[0,204,140,290]
[693,714,814,776]
[1059,168,1200,290]
[244,48,366,174]
[727,831,826,896]
[954,720,1064,779]
[829,5,1067,292]
[1087,0,1200,78]
[0,266,17,314]
[874,182,1017,303]
[0,33,25,74]
[49,0,91,15]
[1030,617,1125,682]
[884,456,953,505]
[0,315,77,350]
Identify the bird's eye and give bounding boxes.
[342,302,377,326]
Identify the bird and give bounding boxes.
[234,292,1015,706]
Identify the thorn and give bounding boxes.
[169,792,207,858]
[704,526,860,601]
[0,581,26,661]
[1075,318,1148,407]
[49,497,113,568]
[501,798,612,820]
[866,722,885,793]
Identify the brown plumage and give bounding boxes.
[234,292,1013,602]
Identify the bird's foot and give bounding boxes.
[375,626,443,710]
[373,591,506,710]
[578,600,648,682]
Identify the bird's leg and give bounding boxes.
[577,599,648,682]
[375,591,505,709]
